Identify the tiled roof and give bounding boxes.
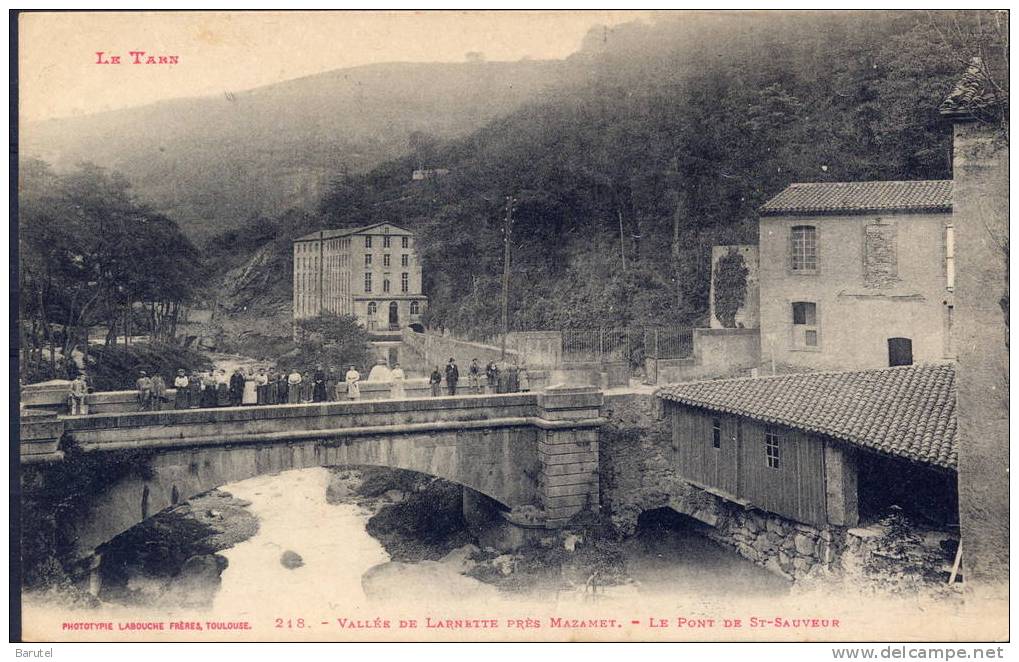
[760,180,952,216]
[940,57,1006,117]
[656,363,957,470]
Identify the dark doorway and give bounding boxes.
[389,302,399,329]
[888,337,913,366]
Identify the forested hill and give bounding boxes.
[214,11,1004,340]
[21,59,580,241]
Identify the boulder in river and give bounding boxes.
[280,550,304,569]
[439,544,480,573]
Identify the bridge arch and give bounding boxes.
[23,389,605,566]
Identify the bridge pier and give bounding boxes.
[536,387,603,527]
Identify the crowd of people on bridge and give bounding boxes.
[67,356,532,415]
[148,365,367,410]
[428,358,529,397]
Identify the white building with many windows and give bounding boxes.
[293,222,427,333]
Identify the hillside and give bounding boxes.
[21,59,581,241]
[210,11,1006,341]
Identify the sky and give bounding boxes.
[18,10,653,123]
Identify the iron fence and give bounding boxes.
[560,327,693,367]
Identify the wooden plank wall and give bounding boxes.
[672,404,828,527]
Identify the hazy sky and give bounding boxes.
[19,10,652,123]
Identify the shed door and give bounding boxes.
[887,337,913,367]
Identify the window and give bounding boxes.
[383,254,391,267]
[401,254,409,267]
[383,278,390,293]
[367,302,377,316]
[711,417,721,449]
[364,273,372,292]
[365,236,372,248]
[402,236,409,249]
[888,337,913,367]
[765,430,781,469]
[945,225,955,290]
[383,236,392,248]
[401,272,409,293]
[364,254,372,266]
[790,225,817,272]
[792,301,818,348]
[410,300,420,315]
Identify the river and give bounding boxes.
[23,465,1000,642]
[207,468,789,615]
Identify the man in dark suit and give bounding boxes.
[445,358,459,396]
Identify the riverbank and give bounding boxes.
[97,490,259,610]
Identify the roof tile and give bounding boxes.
[656,363,957,470]
[760,180,952,216]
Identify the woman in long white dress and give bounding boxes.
[390,363,406,399]
[242,368,258,405]
[345,365,361,400]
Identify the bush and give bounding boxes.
[288,313,374,375]
[84,342,214,391]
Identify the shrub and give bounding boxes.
[84,342,213,391]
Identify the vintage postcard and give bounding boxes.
[12,9,1009,645]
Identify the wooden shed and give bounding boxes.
[657,363,958,529]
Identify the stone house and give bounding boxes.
[758,180,956,372]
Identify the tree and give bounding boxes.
[292,313,375,373]
[19,160,201,381]
[712,248,749,329]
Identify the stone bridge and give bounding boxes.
[20,388,604,565]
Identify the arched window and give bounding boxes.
[410,301,420,315]
[790,225,817,271]
[367,301,377,316]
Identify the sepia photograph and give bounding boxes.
[10,7,1010,649]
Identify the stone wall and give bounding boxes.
[951,118,1009,596]
[758,211,953,371]
[400,327,523,373]
[651,328,761,384]
[506,331,562,367]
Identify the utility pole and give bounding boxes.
[617,208,627,271]
[501,195,516,361]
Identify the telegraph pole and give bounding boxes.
[501,195,515,361]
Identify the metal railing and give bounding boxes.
[560,328,693,366]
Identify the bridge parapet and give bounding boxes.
[62,393,541,451]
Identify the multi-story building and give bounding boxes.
[293,222,427,333]
[757,180,956,371]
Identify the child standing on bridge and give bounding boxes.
[68,373,89,415]
[429,367,442,397]
[468,358,482,394]
[135,371,153,411]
